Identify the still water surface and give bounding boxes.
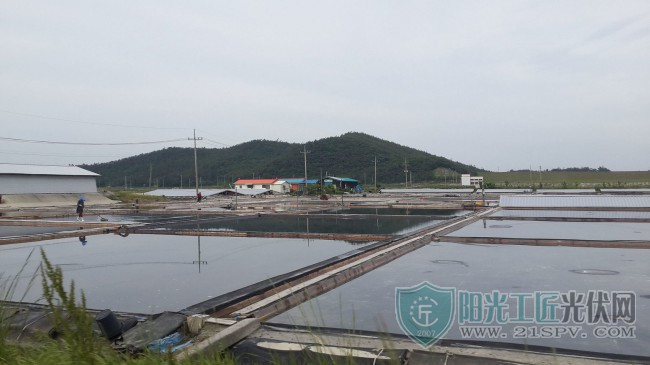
[449,220,650,241]
[271,241,650,356]
[1,234,369,313]
[152,214,448,235]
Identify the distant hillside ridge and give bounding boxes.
[84,132,480,188]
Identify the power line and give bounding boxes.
[0,111,239,147]
[0,150,129,158]
[0,136,187,146]
[196,129,238,146]
[0,109,187,130]
[203,138,229,147]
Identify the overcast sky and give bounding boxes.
[1,1,649,171]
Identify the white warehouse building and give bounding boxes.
[0,163,114,208]
[0,163,99,194]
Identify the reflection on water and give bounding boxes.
[0,234,371,313]
[159,214,447,235]
[0,226,78,238]
[331,208,464,216]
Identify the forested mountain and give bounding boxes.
[84,132,480,188]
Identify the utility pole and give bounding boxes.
[301,145,310,196]
[404,159,409,188]
[188,129,203,197]
[149,163,152,189]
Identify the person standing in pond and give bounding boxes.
[76,196,85,221]
[197,191,202,203]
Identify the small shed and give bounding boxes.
[318,176,359,190]
[282,178,319,192]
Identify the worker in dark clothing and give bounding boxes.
[197,192,203,203]
[76,196,85,222]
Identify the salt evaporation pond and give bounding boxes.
[448,220,650,241]
[491,209,650,220]
[271,241,650,357]
[0,214,224,238]
[0,234,370,313]
[331,208,465,216]
[152,214,449,235]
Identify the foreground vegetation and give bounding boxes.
[0,249,237,365]
[2,250,384,365]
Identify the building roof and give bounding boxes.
[234,179,279,185]
[0,163,99,177]
[324,176,359,183]
[283,178,319,184]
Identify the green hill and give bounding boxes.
[83,132,480,188]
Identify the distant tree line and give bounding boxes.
[508,166,610,173]
[549,166,610,172]
[84,132,480,188]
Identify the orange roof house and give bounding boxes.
[233,178,289,194]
